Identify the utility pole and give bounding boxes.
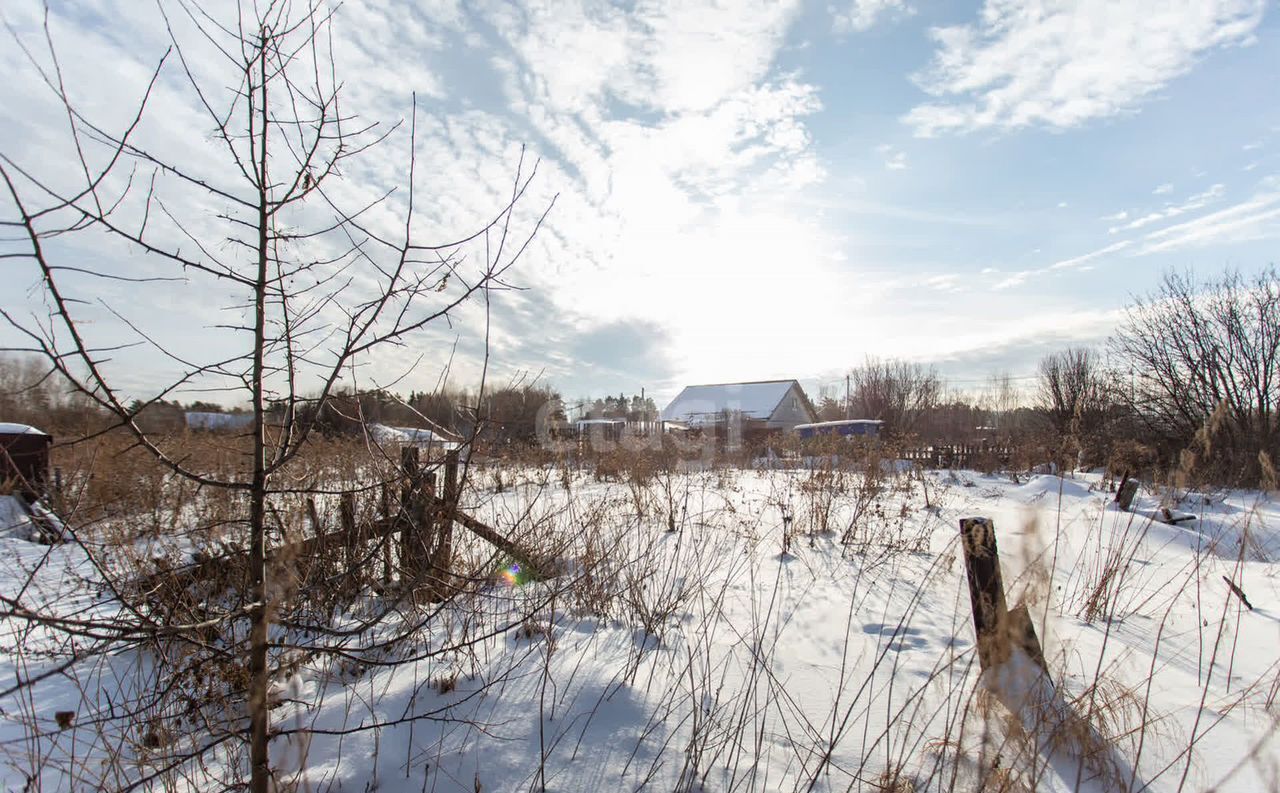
[845,374,851,420]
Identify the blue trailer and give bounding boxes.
[792,419,883,440]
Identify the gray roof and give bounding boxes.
[185,412,253,431]
[0,423,50,437]
[661,380,803,425]
[369,423,460,446]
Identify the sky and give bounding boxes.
[2,0,1279,410]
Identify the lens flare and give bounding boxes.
[501,563,522,586]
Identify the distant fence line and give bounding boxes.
[899,444,1014,469]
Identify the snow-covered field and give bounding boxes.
[2,467,1278,792]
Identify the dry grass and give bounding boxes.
[3,429,1276,792]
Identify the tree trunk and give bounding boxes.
[248,34,272,793]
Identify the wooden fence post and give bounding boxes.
[959,517,1046,673]
[306,497,323,534]
[339,491,357,574]
[379,483,392,586]
[399,446,420,583]
[419,471,436,582]
[1115,472,1138,512]
[305,496,324,579]
[428,449,458,600]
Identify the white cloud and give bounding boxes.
[1107,183,1225,232]
[1153,182,1175,195]
[904,0,1265,136]
[923,273,962,291]
[1101,210,1129,222]
[992,184,1278,294]
[876,143,908,170]
[992,270,1031,290]
[489,0,802,116]
[992,238,1133,291]
[832,0,913,33]
[627,1,803,114]
[1048,239,1133,270]
[1138,191,1280,253]
[478,0,820,213]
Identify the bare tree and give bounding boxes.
[1,3,549,790]
[0,354,104,433]
[1110,268,1280,483]
[849,357,941,439]
[981,371,1021,434]
[1037,348,1108,434]
[814,385,846,422]
[1036,347,1116,469]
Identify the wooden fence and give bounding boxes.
[899,443,1014,469]
[146,446,550,604]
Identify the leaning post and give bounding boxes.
[959,517,1047,673]
[1115,471,1138,512]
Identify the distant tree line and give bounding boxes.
[816,268,1279,486]
[0,356,101,433]
[3,268,1275,483]
[298,383,567,446]
[1016,268,1279,485]
[581,393,658,421]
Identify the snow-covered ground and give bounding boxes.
[0,494,66,543]
[2,467,1277,792]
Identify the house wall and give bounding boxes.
[0,432,51,498]
[766,383,816,430]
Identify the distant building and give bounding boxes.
[0,423,52,499]
[368,423,461,451]
[574,418,626,443]
[185,411,254,432]
[793,419,883,439]
[661,380,817,432]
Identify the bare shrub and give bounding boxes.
[1111,267,1280,485]
[849,357,942,439]
[1036,347,1119,470]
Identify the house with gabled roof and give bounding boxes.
[660,379,817,432]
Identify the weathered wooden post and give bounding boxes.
[379,483,392,586]
[304,496,325,578]
[959,517,1046,673]
[427,449,458,600]
[399,446,420,583]
[339,491,357,574]
[305,497,323,533]
[419,471,437,581]
[960,517,1008,671]
[1115,471,1138,512]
